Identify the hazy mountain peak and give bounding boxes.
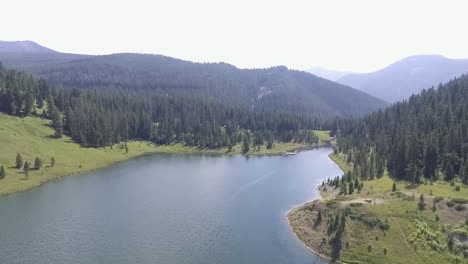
[337,54,468,102]
[0,40,57,53]
[306,66,352,81]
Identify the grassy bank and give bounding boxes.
[289,152,468,263]
[0,113,326,196]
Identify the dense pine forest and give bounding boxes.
[0,64,328,149]
[0,52,386,117]
[336,75,468,184]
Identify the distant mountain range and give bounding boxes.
[306,67,352,81]
[336,55,468,102]
[0,40,386,117]
[0,40,55,53]
[0,40,90,68]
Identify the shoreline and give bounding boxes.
[286,208,334,263]
[286,151,344,264]
[0,142,327,197]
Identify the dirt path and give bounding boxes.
[340,198,385,205]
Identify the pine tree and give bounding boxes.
[242,138,250,154]
[15,153,23,169]
[392,182,397,192]
[51,108,63,138]
[316,209,323,225]
[24,161,30,176]
[266,139,273,149]
[418,193,425,210]
[34,157,43,170]
[447,234,454,252]
[462,162,468,185]
[50,157,56,167]
[348,182,354,194]
[0,165,5,179]
[369,153,376,180]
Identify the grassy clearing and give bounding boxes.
[0,113,323,195]
[313,130,332,142]
[290,152,468,263]
[0,113,155,195]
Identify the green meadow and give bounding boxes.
[0,113,326,195]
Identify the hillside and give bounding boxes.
[289,75,468,263]
[0,40,56,53]
[0,40,91,68]
[0,41,386,117]
[0,113,155,195]
[306,66,352,81]
[338,55,468,102]
[28,53,385,116]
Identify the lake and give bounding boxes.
[0,148,343,264]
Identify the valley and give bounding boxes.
[0,37,468,264]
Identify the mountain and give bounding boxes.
[338,73,468,183]
[338,55,468,102]
[0,41,386,117]
[0,40,56,53]
[24,53,386,117]
[0,40,90,68]
[306,66,351,81]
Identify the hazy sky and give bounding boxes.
[2,0,468,72]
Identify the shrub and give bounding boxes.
[452,198,468,204]
[455,204,466,211]
[447,200,456,207]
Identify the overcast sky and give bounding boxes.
[2,0,468,72]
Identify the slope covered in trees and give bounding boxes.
[0,44,386,117]
[338,55,468,102]
[336,75,468,184]
[0,64,328,149]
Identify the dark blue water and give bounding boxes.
[0,148,342,264]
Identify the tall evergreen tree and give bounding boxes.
[34,157,43,170]
[15,153,23,169]
[0,165,5,179]
[24,161,30,176]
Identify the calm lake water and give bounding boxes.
[0,148,342,264]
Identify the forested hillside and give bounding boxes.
[0,65,329,149]
[0,47,386,117]
[337,75,468,184]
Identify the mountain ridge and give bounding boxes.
[0,40,57,53]
[338,54,468,102]
[0,41,386,117]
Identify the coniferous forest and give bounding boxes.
[336,75,468,185]
[0,64,325,149]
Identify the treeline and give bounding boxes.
[336,75,468,184]
[0,64,328,149]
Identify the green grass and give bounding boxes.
[312,153,468,263]
[329,152,350,173]
[329,153,468,200]
[313,130,332,142]
[0,113,323,195]
[0,113,156,195]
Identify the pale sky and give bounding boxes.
[2,0,468,72]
